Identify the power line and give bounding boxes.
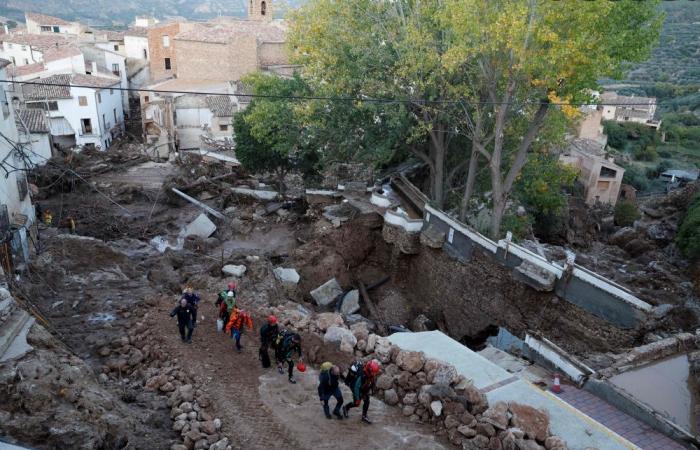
[0,79,670,108]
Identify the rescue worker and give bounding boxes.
[68,217,76,234]
[275,330,302,384]
[215,282,237,326]
[170,298,196,343]
[318,362,344,420]
[343,359,381,424]
[181,285,200,327]
[224,307,253,352]
[258,315,278,368]
[43,210,53,226]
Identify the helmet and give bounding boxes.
[268,315,278,325]
[366,359,381,376]
[227,291,234,298]
[228,282,236,290]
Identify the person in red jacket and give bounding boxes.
[225,307,253,352]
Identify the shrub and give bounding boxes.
[614,200,641,227]
[622,165,650,191]
[676,194,700,261]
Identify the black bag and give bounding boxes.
[345,360,363,388]
[259,346,271,368]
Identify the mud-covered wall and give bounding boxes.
[390,245,641,355]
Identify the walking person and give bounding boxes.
[318,362,344,420]
[181,285,200,327]
[215,283,237,327]
[274,330,302,384]
[224,307,253,352]
[343,359,381,424]
[170,298,196,343]
[258,315,278,368]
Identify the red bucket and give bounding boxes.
[296,361,306,372]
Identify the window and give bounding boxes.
[164,57,171,70]
[114,44,119,51]
[23,58,28,65]
[144,95,149,103]
[48,101,58,111]
[113,108,117,123]
[261,1,267,15]
[599,166,617,178]
[81,118,93,134]
[10,57,15,65]
[143,49,148,59]
[219,124,228,132]
[53,26,59,33]
[103,113,106,129]
[20,45,27,51]
[16,172,28,200]
[162,35,170,47]
[112,63,120,76]
[78,96,88,106]
[97,92,102,103]
[40,26,51,32]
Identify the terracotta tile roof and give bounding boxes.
[22,73,120,99]
[7,61,45,77]
[2,33,71,52]
[26,12,72,26]
[174,20,286,44]
[43,44,82,62]
[16,108,49,133]
[206,95,235,117]
[22,74,72,99]
[124,28,148,38]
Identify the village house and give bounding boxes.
[134,16,160,29]
[15,108,53,166]
[24,12,86,36]
[0,33,75,67]
[79,45,129,114]
[0,58,36,266]
[5,45,85,81]
[559,138,625,206]
[147,21,196,81]
[20,73,124,150]
[601,91,660,129]
[124,28,149,61]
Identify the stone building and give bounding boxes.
[147,21,195,81]
[559,139,625,206]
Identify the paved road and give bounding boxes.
[557,387,688,450]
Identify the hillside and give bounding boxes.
[0,0,304,27]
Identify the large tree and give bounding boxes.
[290,0,662,237]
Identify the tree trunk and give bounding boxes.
[429,123,447,208]
[459,150,479,222]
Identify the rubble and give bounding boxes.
[222,265,247,277]
[339,289,361,315]
[273,267,300,285]
[310,278,343,307]
[183,213,218,239]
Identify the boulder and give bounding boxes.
[273,267,300,284]
[481,402,509,430]
[179,384,195,403]
[514,439,545,450]
[444,414,460,429]
[209,438,229,450]
[340,290,361,315]
[310,278,343,307]
[350,322,370,342]
[324,326,357,347]
[476,422,496,437]
[366,334,379,353]
[376,374,394,390]
[222,265,246,277]
[396,350,425,373]
[403,393,418,405]
[457,425,477,438]
[508,402,550,442]
[374,337,392,363]
[432,364,458,385]
[339,338,355,353]
[430,400,443,417]
[544,436,568,450]
[402,405,415,416]
[384,389,399,405]
[315,313,344,332]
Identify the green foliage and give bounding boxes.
[233,73,320,191]
[500,214,532,241]
[621,164,650,191]
[604,121,660,162]
[676,194,700,261]
[614,200,641,227]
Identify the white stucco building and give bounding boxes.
[79,45,129,114]
[124,28,149,61]
[21,73,124,150]
[601,91,660,129]
[15,108,52,166]
[25,12,85,36]
[0,59,35,266]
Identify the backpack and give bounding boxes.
[344,360,363,389]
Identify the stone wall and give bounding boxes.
[258,42,288,67]
[174,36,259,82]
[148,23,187,80]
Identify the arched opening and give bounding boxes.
[261,1,267,16]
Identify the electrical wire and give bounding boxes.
[0,78,671,108]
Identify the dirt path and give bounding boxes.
[152,296,446,450]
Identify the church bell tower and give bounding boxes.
[248,0,272,21]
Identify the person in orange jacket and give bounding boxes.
[225,307,253,352]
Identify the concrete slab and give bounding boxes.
[231,187,278,201]
[389,331,639,450]
[182,213,217,239]
[0,318,35,363]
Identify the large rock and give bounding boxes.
[209,438,229,450]
[340,290,360,315]
[350,322,370,342]
[311,278,344,307]
[544,436,568,450]
[430,400,443,417]
[374,337,392,363]
[366,333,379,353]
[376,374,394,390]
[178,384,195,403]
[508,402,550,442]
[182,213,217,239]
[273,267,300,284]
[396,350,425,373]
[315,312,344,331]
[432,363,458,385]
[384,389,399,405]
[481,402,509,430]
[222,265,246,277]
[324,326,357,347]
